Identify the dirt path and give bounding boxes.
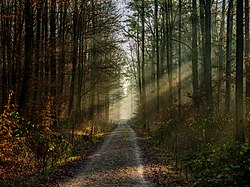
[59,120,153,187]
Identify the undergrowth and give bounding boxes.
[182,143,250,186]
[131,112,250,186]
[0,91,114,186]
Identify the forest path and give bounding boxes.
[59,120,153,187]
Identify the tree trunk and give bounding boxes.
[199,0,205,100]
[20,0,33,112]
[155,0,160,113]
[136,17,142,97]
[216,0,226,112]
[59,2,67,96]
[43,0,49,96]
[235,0,245,142]
[68,0,78,116]
[245,0,250,143]
[225,0,234,114]
[33,0,42,116]
[178,0,182,117]
[203,0,213,114]
[192,0,199,111]
[77,29,85,113]
[166,0,173,106]
[50,0,57,96]
[160,3,166,77]
[141,0,147,131]
[1,1,6,111]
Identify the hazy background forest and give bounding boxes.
[0,0,250,186]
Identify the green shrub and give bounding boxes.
[182,143,250,186]
[152,119,179,149]
[187,114,233,142]
[247,111,250,122]
[26,125,71,172]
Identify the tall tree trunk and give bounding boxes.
[203,0,213,114]
[1,23,7,111]
[155,0,160,113]
[235,0,245,142]
[199,0,205,99]
[141,0,147,131]
[20,0,33,112]
[160,4,166,77]
[225,0,234,114]
[216,0,226,112]
[136,16,142,98]
[77,29,84,113]
[1,1,7,111]
[15,0,23,103]
[192,0,199,111]
[59,2,67,96]
[12,0,18,99]
[166,0,173,106]
[43,0,49,96]
[177,0,182,116]
[33,0,42,113]
[245,0,250,143]
[50,0,57,96]
[6,8,11,93]
[68,1,78,116]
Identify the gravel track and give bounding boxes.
[59,120,153,187]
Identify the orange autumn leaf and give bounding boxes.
[246,53,250,60]
[245,54,250,68]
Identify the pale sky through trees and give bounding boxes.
[114,0,136,120]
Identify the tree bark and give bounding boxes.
[192,0,199,111]
[166,0,173,106]
[178,0,182,117]
[203,0,213,113]
[199,0,205,98]
[216,0,226,112]
[50,0,57,96]
[245,0,250,143]
[235,0,245,142]
[155,0,160,113]
[20,0,33,112]
[141,0,147,131]
[68,0,78,116]
[225,0,234,114]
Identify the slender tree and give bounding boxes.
[192,0,199,111]
[235,0,245,142]
[203,0,213,113]
[1,1,7,111]
[20,0,33,111]
[216,0,226,112]
[199,0,205,94]
[225,0,234,114]
[166,0,173,106]
[141,0,147,130]
[178,0,182,116]
[155,0,160,113]
[68,0,78,116]
[50,0,57,96]
[245,0,250,143]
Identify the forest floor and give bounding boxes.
[38,121,183,187]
